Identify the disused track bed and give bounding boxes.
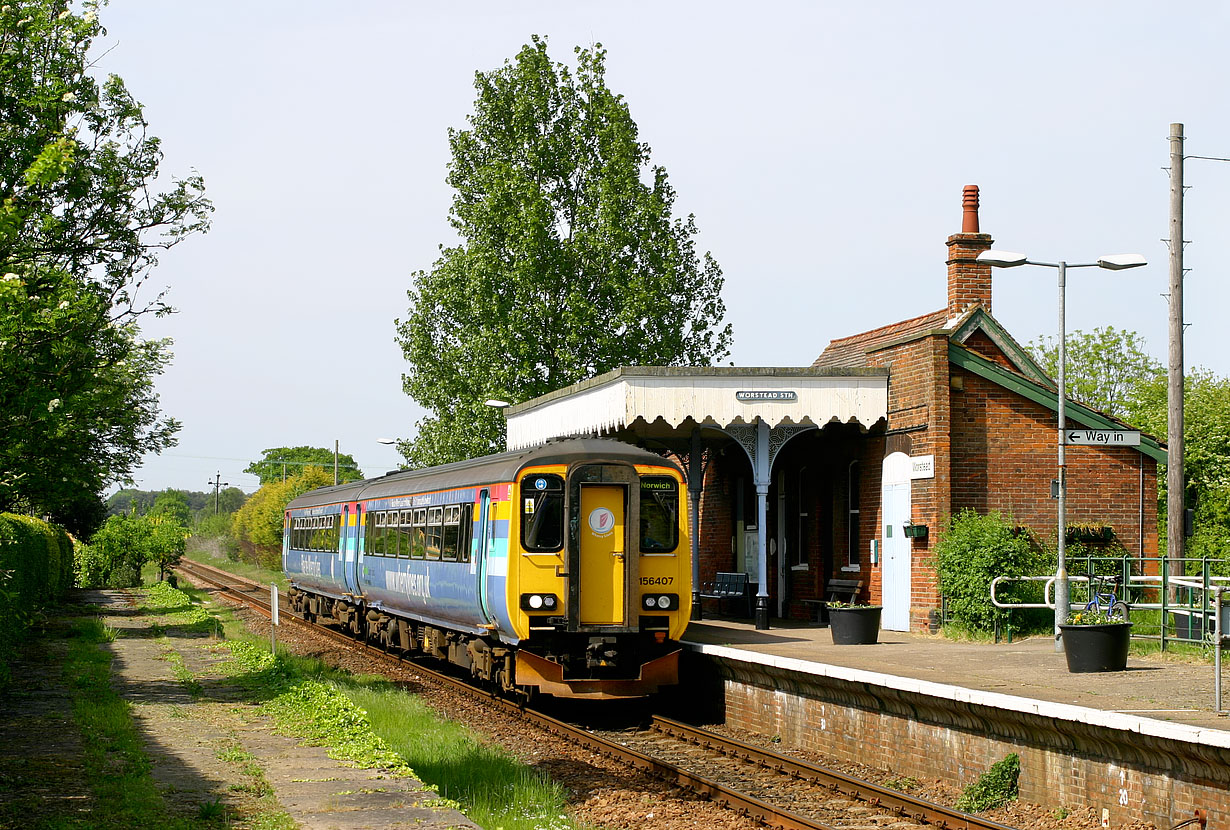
[176,558,1016,830]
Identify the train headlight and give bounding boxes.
[642,593,678,611]
[520,593,560,612]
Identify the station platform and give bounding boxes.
[681,617,1230,746]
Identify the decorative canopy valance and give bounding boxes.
[504,367,889,451]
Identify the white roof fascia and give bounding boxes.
[505,369,888,451]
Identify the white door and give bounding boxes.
[881,453,912,631]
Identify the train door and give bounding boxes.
[343,504,362,596]
[475,489,494,623]
[579,484,626,625]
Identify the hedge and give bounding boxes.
[0,513,74,683]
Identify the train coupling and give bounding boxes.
[585,637,619,668]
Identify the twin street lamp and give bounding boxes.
[976,250,1147,652]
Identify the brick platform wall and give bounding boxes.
[707,656,1228,826]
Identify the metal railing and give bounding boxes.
[989,556,1230,711]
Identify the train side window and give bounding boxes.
[639,476,679,553]
[373,511,386,555]
[410,508,426,559]
[386,509,400,555]
[521,474,564,552]
[442,505,460,561]
[425,506,443,560]
[458,502,473,563]
[309,517,319,551]
[364,510,376,554]
[399,510,414,559]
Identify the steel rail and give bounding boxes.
[652,716,1018,830]
[174,560,1018,830]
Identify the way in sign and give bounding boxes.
[1065,429,1141,446]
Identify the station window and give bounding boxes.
[522,474,564,552]
[639,476,679,553]
[425,506,443,560]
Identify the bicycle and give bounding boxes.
[1083,573,1131,621]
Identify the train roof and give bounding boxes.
[286,438,682,510]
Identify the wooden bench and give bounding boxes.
[801,578,864,625]
[699,571,753,618]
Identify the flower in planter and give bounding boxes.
[1065,608,1125,626]
[827,600,880,609]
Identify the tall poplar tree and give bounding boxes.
[396,36,732,467]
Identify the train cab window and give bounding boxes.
[410,508,427,559]
[639,476,679,553]
[441,505,461,561]
[398,510,413,558]
[425,506,443,560]
[522,474,564,552]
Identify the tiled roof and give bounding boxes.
[812,309,950,369]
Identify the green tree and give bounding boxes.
[151,489,191,527]
[1129,368,1230,568]
[81,513,153,588]
[396,36,732,467]
[244,446,364,486]
[0,0,210,531]
[1027,326,1163,419]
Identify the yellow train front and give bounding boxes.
[502,442,691,698]
[284,439,692,700]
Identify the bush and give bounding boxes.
[0,513,73,684]
[934,510,1043,634]
[956,753,1019,812]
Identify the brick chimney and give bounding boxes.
[946,185,994,317]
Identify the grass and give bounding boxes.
[220,637,582,830]
[64,615,184,828]
[347,683,576,830]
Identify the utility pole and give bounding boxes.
[1167,123,1185,579]
[334,440,339,486]
[208,472,229,515]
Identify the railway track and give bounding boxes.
[176,558,1018,830]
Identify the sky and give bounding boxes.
[104,1,1230,495]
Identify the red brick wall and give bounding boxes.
[950,367,1159,556]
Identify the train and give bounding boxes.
[282,438,692,699]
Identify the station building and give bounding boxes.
[501,186,1165,632]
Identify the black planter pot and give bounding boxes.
[829,606,881,645]
[1059,622,1132,672]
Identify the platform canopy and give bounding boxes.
[504,367,889,451]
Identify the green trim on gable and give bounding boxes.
[950,308,1052,386]
[948,343,1167,463]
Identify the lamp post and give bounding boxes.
[977,250,1147,652]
